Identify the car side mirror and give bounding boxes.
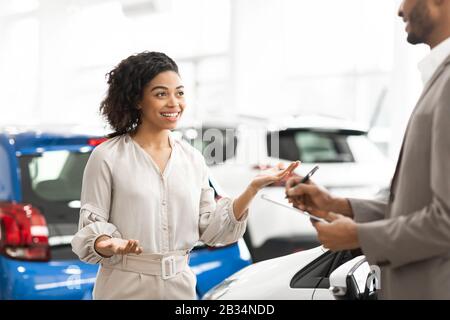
[329,255,379,300]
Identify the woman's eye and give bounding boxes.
[156,92,166,97]
[177,91,184,97]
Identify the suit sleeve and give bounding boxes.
[348,198,388,223]
[356,80,450,269]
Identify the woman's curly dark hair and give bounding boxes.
[100,51,179,138]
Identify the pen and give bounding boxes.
[285,164,319,198]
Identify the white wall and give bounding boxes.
[0,0,432,160]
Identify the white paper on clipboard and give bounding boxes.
[260,194,327,223]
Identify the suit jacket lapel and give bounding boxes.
[389,53,450,203]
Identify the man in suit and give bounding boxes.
[285,0,450,299]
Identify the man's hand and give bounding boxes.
[285,176,354,217]
[94,236,143,257]
[285,176,334,212]
[311,214,360,251]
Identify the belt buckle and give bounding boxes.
[161,255,177,280]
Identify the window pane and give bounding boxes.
[268,130,355,163]
[26,151,89,201]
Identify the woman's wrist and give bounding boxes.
[232,184,259,221]
[94,235,114,258]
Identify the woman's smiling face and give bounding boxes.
[138,70,186,131]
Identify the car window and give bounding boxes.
[25,150,89,201]
[290,251,336,289]
[290,250,359,289]
[267,129,356,163]
[19,151,90,240]
[0,145,13,201]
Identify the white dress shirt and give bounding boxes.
[71,133,248,265]
[418,36,450,85]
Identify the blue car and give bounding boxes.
[0,126,251,299]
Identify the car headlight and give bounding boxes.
[202,278,237,300]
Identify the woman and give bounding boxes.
[71,51,299,299]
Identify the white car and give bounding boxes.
[175,115,395,261]
[202,246,379,300]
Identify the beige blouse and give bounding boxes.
[71,133,248,266]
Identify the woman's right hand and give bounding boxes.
[94,236,143,257]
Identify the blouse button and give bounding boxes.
[162,200,166,206]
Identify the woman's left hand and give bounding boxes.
[249,161,300,192]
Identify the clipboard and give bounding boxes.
[260,193,327,223]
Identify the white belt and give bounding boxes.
[103,249,190,280]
